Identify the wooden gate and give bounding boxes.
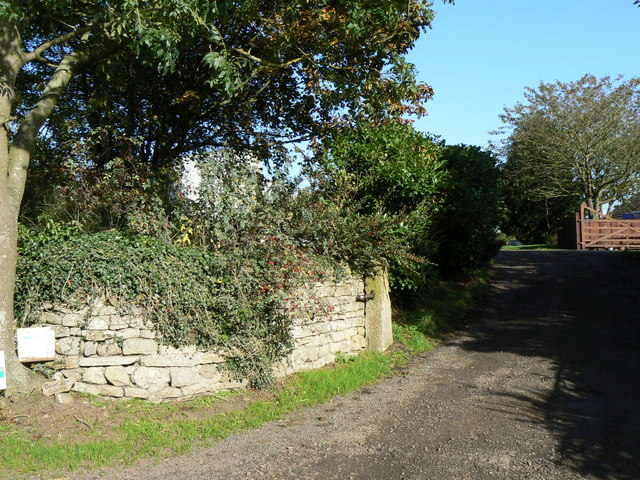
[570,203,640,250]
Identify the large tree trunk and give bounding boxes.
[0,86,43,396]
[0,198,44,396]
[0,21,89,396]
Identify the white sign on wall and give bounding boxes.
[17,327,56,362]
[0,351,6,390]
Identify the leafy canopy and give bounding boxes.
[495,74,640,212]
[11,0,451,168]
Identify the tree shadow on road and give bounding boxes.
[460,251,640,480]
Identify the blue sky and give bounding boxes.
[407,0,640,150]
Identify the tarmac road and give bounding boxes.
[71,251,640,480]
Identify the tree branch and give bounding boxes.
[8,49,92,215]
[230,47,307,69]
[21,25,93,66]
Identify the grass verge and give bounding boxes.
[0,268,492,479]
[501,243,557,250]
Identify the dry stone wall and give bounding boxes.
[33,273,384,401]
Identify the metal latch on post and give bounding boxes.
[356,291,375,302]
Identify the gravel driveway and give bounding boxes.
[71,251,640,480]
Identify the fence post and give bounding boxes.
[364,268,393,353]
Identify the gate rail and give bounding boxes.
[576,203,640,250]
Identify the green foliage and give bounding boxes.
[317,120,445,213]
[392,323,432,353]
[23,129,173,235]
[16,229,318,388]
[171,150,403,277]
[16,154,407,387]
[431,144,503,278]
[14,0,451,172]
[313,120,447,295]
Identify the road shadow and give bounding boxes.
[461,251,640,479]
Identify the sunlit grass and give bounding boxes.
[501,243,557,250]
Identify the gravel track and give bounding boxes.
[68,251,640,480]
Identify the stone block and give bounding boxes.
[125,314,147,328]
[141,354,194,367]
[97,343,122,356]
[55,392,74,404]
[148,386,183,401]
[62,313,85,327]
[82,367,107,385]
[217,375,247,390]
[138,329,156,339]
[340,299,364,316]
[179,345,197,354]
[42,377,75,396]
[198,364,222,380]
[79,355,139,367]
[98,385,124,398]
[122,338,158,355]
[84,342,97,357]
[105,366,131,386]
[317,344,330,358]
[157,344,181,355]
[53,326,72,338]
[73,381,102,396]
[290,325,309,340]
[192,352,225,364]
[119,328,140,339]
[56,337,81,356]
[351,334,367,349]
[64,356,80,369]
[40,311,63,325]
[92,304,117,317]
[124,387,149,399]
[132,366,170,389]
[334,283,359,297]
[329,330,349,343]
[170,367,202,387]
[86,317,110,330]
[109,315,129,330]
[180,383,213,398]
[62,369,82,383]
[312,285,335,298]
[364,268,392,353]
[85,330,107,341]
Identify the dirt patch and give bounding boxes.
[0,387,274,445]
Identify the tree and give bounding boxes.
[1,1,450,395]
[431,144,502,278]
[499,170,579,244]
[495,74,640,214]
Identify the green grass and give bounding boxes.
[0,354,396,478]
[501,243,557,250]
[0,269,492,479]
